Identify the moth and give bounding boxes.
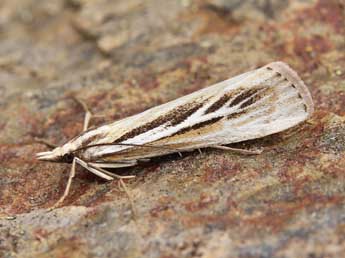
[37,61,314,208]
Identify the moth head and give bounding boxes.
[36,146,75,163]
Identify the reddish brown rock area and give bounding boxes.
[1,0,345,257]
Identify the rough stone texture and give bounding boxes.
[0,0,345,257]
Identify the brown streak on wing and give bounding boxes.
[232,91,278,127]
[227,110,247,120]
[239,87,271,109]
[228,71,286,109]
[140,116,224,146]
[113,101,205,143]
[228,88,262,107]
[204,90,241,114]
[169,116,223,137]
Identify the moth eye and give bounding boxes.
[62,153,74,163]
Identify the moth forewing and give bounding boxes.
[37,61,313,172]
[36,61,314,208]
[65,62,312,162]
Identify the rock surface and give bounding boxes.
[0,0,345,257]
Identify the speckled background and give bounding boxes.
[0,0,344,257]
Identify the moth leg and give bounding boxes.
[35,98,94,149]
[73,97,93,131]
[89,162,137,220]
[118,179,138,221]
[211,145,263,155]
[49,158,77,210]
[89,164,137,220]
[88,161,137,169]
[88,163,136,180]
[198,149,203,154]
[35,98,91,149]
[75,157,114,180]
[48,158,118,210]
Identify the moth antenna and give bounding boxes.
[34,138,58,149]
[72,142,176,153]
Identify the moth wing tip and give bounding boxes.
[265,61,315,117]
